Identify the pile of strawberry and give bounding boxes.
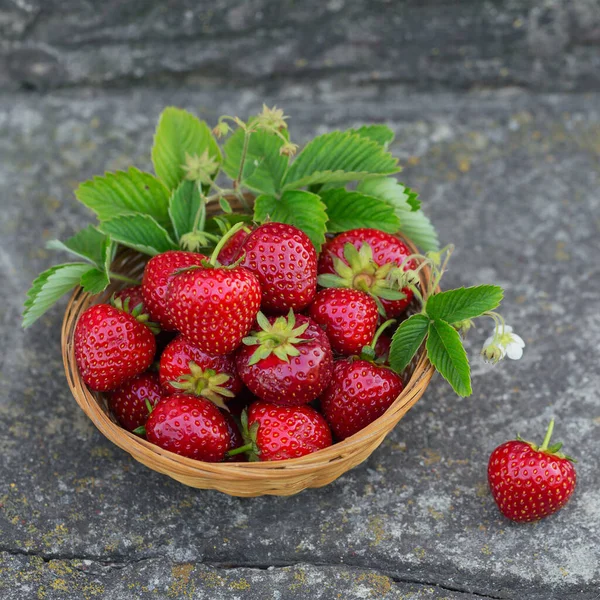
[74,223,416,463]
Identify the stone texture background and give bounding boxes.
[1,2,600,599]
[1,0,600,92]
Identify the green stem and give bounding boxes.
[539,419,555,451]
[427,244,455,299]
[109,272,141,286]
[225,442,253,458]
[209,221,247,265]
[483,311,506,338]
[370,319,396,350]
[409,283,425,307]
[236,130,252,188]
[191,186,207,233]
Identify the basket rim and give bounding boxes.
[61,236,436,486]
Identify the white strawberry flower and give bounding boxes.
[481,325,525,363]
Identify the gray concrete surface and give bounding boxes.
[0,86,599,599]
[2,0,600,92]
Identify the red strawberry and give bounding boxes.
[239,222,317,314]
[145,394,231,462]
[108,372,163,432]
[227,401,332,462]
[142,250,205,331]
[222,411,246,462]
[167,265,261,355]
[308,288,379,356]
[321,358,404,439]
[236,312,333,406]
[217,227,250,266]
[317,228,416,318]
[159,335,242,407]
[74,303,156,391]
[488,420,577,522]
[114,286,146,313]
[374,332,392,363]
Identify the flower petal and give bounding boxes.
[508,333,525,348]
[505,343,524,360]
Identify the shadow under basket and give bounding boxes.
[61,220,435,497]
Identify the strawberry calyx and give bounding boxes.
[167,361,234,411]
[359,319,396,363]
[225,409,260,461]
[111,295,161,335]
[242,310,311,366]
[317,242,407,316]
[519,419,576,462]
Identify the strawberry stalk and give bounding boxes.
[225,410,260,460]
[520,418,576,462]
[538,418,555,452]
[360,319,395,361]
[209,221,248,266]
[109,272,142,285]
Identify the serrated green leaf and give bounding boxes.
[151,107,222,190]
[426,319,472,397]
[168,180,203,241]
[350,124,395,148]
[405,188,421,211]
[80,268,110,294]
[22,263,91,328]
[320,188,400,233]
[75,167,172,231]
[282,131,399,191]
[254,191,328,251]
[426,285,503,324]
[46,225,109,267]
[395,209,439,253]
[389,314,430,373]
[357,177,439,251]
[223,128,288,195]
[100,214,178,256]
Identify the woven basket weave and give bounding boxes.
[61,200,435,497]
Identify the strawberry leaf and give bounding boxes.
[22,263,92,328]
[426,319,472,397]
[100,214,178,256]
[223,128,289,196]
[426,286,504,324]
[357,177,439,251]
[254,191,328,252]
[46,225,110,268]
[282,131,400,191]
[168,180,203,242]
[349,124,395,148]
[76,167,172,232]
[389,314,430,373]
[151,107,221,190]
[405,187,421,211]
[80,268,110,294]
[320,188,400,233]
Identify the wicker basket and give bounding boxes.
[61,200,436,497]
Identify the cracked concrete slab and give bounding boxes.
[0,554,507,600]
[0,86,599,598]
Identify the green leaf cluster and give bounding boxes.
[23,106,444,332]
[389,286,503,396]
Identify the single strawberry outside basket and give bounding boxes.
[61,199,436,497]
